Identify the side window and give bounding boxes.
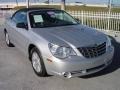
[12,11,27,24]
[12,12,20,23]
[19,12,27,24]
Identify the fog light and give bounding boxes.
[81,70,87,74]
[63,72,72,78]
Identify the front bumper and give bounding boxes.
[48,46,114,78]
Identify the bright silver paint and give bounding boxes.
[4,8,114,78]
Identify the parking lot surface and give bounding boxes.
[0,27,120,90]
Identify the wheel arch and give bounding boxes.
[28,44,42,60]
[4,28,7,33]
[28,44,36,59]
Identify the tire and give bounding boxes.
[30,47,47,77]
[4,31,13,47]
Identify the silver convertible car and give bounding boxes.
[4,8,114,78]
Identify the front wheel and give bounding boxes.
[30,47,47,77]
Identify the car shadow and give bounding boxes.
[80,35,120,79]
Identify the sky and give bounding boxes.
[0,0,120,5]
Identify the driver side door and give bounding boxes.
[9,11,29,54]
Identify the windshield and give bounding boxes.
[29,10,79,28]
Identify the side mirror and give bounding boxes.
[75,18,81,23]
[16,23,28,30]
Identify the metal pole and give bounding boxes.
[48,0,49,4]
[48,0,49,6]
[26,0,30,8]
[61,0,65,10]
[81,10,84,25]
[16,0,18,6]
[108,0,112,31]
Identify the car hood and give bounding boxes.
[32,25,107,48]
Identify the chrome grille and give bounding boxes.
[78,42,106,58]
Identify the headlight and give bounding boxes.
[48,43,76,59]
[106,36,112,47]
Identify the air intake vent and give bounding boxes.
[78,42,106,58]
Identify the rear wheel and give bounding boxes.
[30,47,47,77]
[4,31,13,47]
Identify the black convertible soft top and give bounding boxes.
[17,7,57,12]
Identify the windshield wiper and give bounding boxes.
[62,23,78,26]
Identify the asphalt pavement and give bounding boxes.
[0,27,120,90]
